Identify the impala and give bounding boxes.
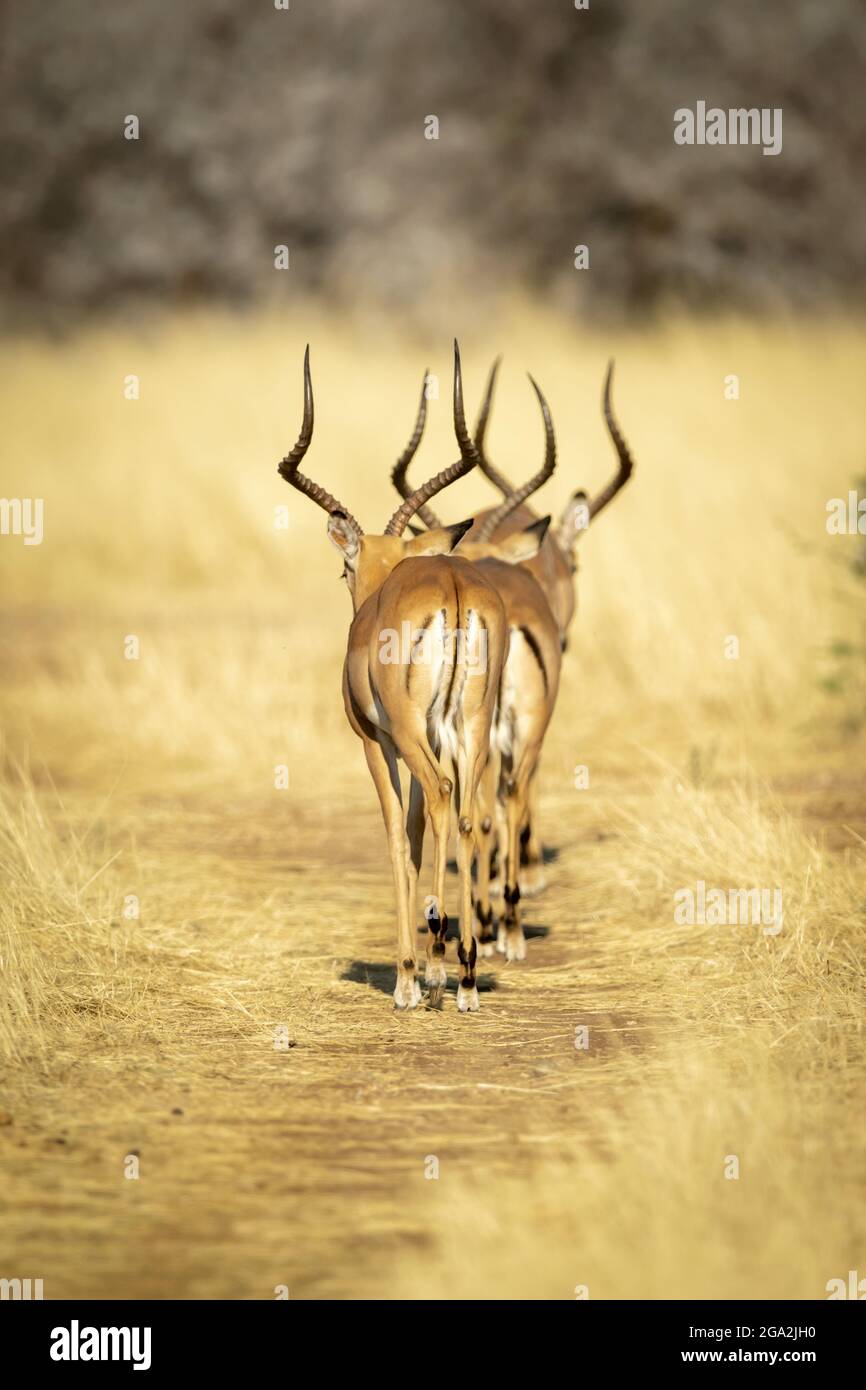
[392,368,563,959]
[469,356,636,642]
[278,342,507,1012]
[441,357,636,894]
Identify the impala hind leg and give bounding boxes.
[395,733,452,1008]
[406,774,425,946]
[407,771,450,1003]
[473,749,498,958]
[489,825,503,900]
[454,738,489,1013]
[495,755,512,956]
[423,776,452,1007]
[362,735,420,1010]
[456,818,479,1011]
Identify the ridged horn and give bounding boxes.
[277,346,364,537]
[474,373,556,541]
[383,340,480,537]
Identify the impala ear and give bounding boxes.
[444,518,475,550]
[407,524,425,537]
[327,511,360,561]
[405,518,473,557]
[557,490,590,551]
[495,515,551,564]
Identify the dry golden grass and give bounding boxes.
[0,304,864,1299]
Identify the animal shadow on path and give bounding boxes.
[342,956,498,999]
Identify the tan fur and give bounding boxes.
[457,537,561,958]
[332,521,508,1008]
[467,504,576,640]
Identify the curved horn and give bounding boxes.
[474,356,515,497]
[587,360,634,522]
[277,346,364,536]
[383,340,479,537]
[390,369,442,530]
[392,356,513,533]
[474,373,556,541]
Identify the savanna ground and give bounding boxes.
[1,305,864,1300]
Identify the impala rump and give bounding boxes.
[348,554,505,767]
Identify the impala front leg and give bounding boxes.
[500,744,542,963]
[501,775,526,962]
[519,767,546,897]
[362,735,420,1009]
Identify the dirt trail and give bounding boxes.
[1,770,672,1299]
[2,317,866,1299]
[2,617,865,1300]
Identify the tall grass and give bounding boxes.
[0,306,864,1298]
[2,307,865,787]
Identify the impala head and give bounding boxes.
[278,341,482,612]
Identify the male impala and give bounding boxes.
[278,342,507,1012]
[396,357,637,895]
[470,357,636,643]
[392,369,562,960]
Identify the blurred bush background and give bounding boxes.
[2,0,865,327]
[2,1,866,1305]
